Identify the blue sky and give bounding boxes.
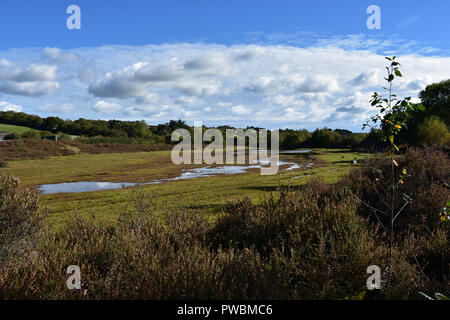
[0,0,449,131]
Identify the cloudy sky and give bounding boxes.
[0,0,449,131]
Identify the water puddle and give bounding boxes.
[292,174,312,179]
[279,149,312,154]
[39,181,137,194]
[38,150,314,194]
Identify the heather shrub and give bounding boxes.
[0,211,280,299]
[209,180,387,299]
[339,146,449,297]
[20,130,41,140]
[340,146,449,235]
[4,132,19,140]
[0,173,46,265]
[0,166,447,299]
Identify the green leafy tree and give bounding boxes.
[361,57,426,286]
[417,116,450,147]
[419,79,450,126]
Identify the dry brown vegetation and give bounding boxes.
[0,147,448,300]
[0,139,172,163]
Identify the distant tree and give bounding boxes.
[107,128,128,138]
[310,128,342,148]
[334,129,353,136]
[281,132,301,150]
[396,80,450,145]
[417,116,450,147]
[168,120,189,131]
[419,79,450,126]
[156,124,171,135]
[42,117,64,132]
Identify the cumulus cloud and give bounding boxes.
[39,103,75,113]
[1,37,450,130]
[92,101,123,113]
[350,70,381,87]
[0,81,59,96]
[0,101,22,112]
[231,105,250,115]
[0,60,59,96]
[134,63,182,82]
[295,76,340,93]
[175,95,201,105]
[0,62,57,82]
[404,79,428,91]
[174,80,221,97]
[42,47,79,63]
[245,77,278,93]
[89,79,147,98]
[135,93,162,105]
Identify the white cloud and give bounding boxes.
[0,60,59,96]
[0,101,22,112]
[39,104,75,113]
[295,75,340,93]
[174,80,221,97]
[175,95,201,105]
[0,81,59,96]
[135,93,162,105]
[231,105,250,115]
[0,63,57,82]
[92,101,123,113]
[42,47,79,63]
[0,39,449,130]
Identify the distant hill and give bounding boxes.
[0,123,39,135]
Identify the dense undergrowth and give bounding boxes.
[0,147,448,299]
[0,139,172,163]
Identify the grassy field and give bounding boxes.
[0,123,38,134]
[1,148,369,229]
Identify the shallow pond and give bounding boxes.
[38,150,313,194]
[39,181,138,194]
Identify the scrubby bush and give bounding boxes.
[340,146,449,297]
[341,147,449,234]
[0,152,448,299]
[209,181,388,299]
[417,116,450,147]
[20,130,41,139]
[0,173,46,265]
[4,132,20,140]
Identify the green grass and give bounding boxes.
[0,123,39,135]
[1,148,369,229]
